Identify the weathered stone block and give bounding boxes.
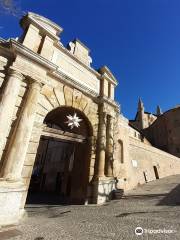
[24,153,36,165]
[64,85,73,106]
[79,95,89,111]
[15,96,23,107]
[73,89,82,109]
[40,36,54,60]
[18,86,27,97]
[35,113,45,125]
[54,83,65,106]
[27,142,39,154]
[37,104,49,117]
[21,165,33,178]
[41,85,59,108]
[39,94,54,111]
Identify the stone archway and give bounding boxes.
[26,106,93,204]
[20,83,99,207]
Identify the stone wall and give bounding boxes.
[128,137,180,190]
[113,115,180,191]
[143,107,180,158]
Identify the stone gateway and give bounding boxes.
[0,12,180,226]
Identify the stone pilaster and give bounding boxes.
[105,115,114,177]
[96,107,107,177]
[2,80,41,181]
[0,68,24,160]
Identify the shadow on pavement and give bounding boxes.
[116,209,180,218]
[157,184,180,206]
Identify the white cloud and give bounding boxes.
[0,0,26,18]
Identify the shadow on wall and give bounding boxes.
[91,178,124,203]
[98,181,115,202]
[157,184,180,206]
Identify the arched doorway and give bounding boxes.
[26,107,92,205]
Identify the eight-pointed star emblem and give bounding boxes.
[65,113,82,129]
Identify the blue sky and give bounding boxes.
[0,0,180,119]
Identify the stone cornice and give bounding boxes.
[10,39,101,81]
[10,39,101,97]
[10,39,57,71]
[9,39,120,111]
[48,70,99,99]
[98,96,120,112]
[50,70,120,112]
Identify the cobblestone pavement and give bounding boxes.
[2,175,180,240]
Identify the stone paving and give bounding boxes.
[2,174,180,240]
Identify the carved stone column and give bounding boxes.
[2,80,41,181]
[105,115,114,177]
[96,108,107,177]
[0,68,24,159]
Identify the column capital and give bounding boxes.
[8,67,24,81]
[29,80,43,91]
[26,76,43,90]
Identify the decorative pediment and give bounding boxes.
[20,12,63,40]
[98,66,118,85]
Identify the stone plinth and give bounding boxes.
[91,177,115,204]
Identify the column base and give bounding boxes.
[91,177,115,204]
[0,179,26,226]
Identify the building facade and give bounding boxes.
[143,106,180,157]
[129,98,157,130]
[130,99,180,158]
[0,13,180,226]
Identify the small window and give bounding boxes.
[118,139,124,163]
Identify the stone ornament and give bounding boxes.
[65,113,82,129]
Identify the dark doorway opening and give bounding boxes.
[26,107,92,205]
[153,166,159,179]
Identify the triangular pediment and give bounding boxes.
[98,66,118,85]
